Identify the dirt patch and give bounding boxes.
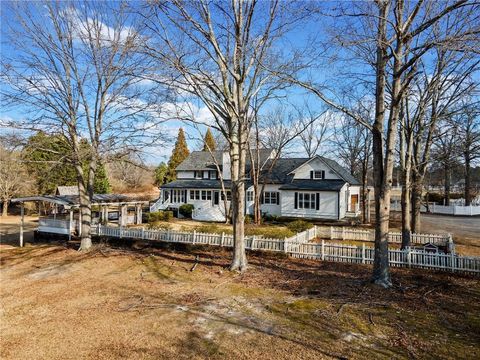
[1,243,479,359]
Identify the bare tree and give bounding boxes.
[0,144,33,216]
[289,0,479,287]
[1,1,165,249]
[142,0,306,271]
[457,102,480,205]
[298,105,330,158]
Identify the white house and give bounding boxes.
[151,150,361,222]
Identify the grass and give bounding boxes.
[1,242,479,359]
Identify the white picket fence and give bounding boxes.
[390,201,480,216]
[330,227,452,247]
[92,225,479,275]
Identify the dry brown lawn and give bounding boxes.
[1,241,479,360]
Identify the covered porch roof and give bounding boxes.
[12,194,149,208]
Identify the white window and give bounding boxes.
[209,170,218,179]
[262,191,279,205]
[201,190,212,200]
[298,192,316,209]
[221,191,232,201]
[190,190,201,200]
[313,170,325,179]
[247,191,254,202]
[194,171,202,179]
[172,189,185,203]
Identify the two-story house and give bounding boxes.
[151,149,361,222]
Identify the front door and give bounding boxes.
[214,191,219,206]
[350,195,358,212]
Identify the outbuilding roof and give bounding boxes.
[11,193,145,207]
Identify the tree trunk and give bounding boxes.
[464,153,471,206]
[75,161,94,251]
[229,136,247,271]
[2,199,9,217]
[444,164,451,206]
[400,170,411,249]
[411,173,422,233]
[371,0,392,288]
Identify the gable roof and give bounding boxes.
[176,149,274,171]
[176,150,224,171]
[285,155,361,185]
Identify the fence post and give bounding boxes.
[251,235,256,250]
[141,227,145,240]
[321,239,325,261]
[220,232,224,247]
[192,230,196,244]
[314,225,318,238]
[284,240,289,254]
[407,248,411,268]
[450,252,455,273]
[361,244,365,264]
[119,226,123,239]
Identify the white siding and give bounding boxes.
[292,157,342,180]
[222,152,231,180]
[260,184,281,216]
[177,170,195,179]
[339,185,347,218]
[280,190,339,219]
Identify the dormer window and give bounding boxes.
[310,170,325,180]
[194,170,203,179]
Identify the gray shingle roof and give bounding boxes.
[319,156,361,185]
[161,179,233,189]
[176,149,274,171]
[176,151,224,171]
[279,179,346,191]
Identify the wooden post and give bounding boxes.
[19,203,24,247]
[54,203,57,220]
[192,230,196,244]
[407,248,411,268]
[69,209,73,241]
[321,239,325,261]
[220,232,224,247]
[136,205,142,225]
[450,252,455,273]
[361,243,365,264]
[251,236,256,250]
[78,210,82,237]
[141,227,145,240]
[330,226,333,239]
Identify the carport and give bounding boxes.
[11,194,149,247]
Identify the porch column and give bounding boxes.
[119,204,127,226]
[118,204,122,227]
[69,209,73,241]
[19,203,24,247]
[78,210,82,237]
[135,205,142,225]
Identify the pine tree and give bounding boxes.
[167,128,190,182]
[154,162,168,186]
[93,163,111,194]
[202,128,217,151]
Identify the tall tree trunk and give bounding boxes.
[444,164,451,206]
[410,172,423,233]
[230,133,247,271]
[464,153,471,206]
[2,199,9,217]
[75,160,95,251]
[361,168,368,223]
[371,1,391,287]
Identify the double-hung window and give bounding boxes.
[298,192,316,209]
[221,191,232,201]
[201,190,212,200]
[194,170,203,179]
[311,170,325,180]
[262,191,279,205]
[246,191,254,202]
[190,190,200,200]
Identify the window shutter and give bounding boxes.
[294,192,298,209]
[276,192,280,205]
[260,192,264,204]
[322,170,325,179]
[316,193,320,210]
[310,170,314,179]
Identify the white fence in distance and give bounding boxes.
[92,225,479,275]
[330,227,452,247]
[390,201,480,216]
